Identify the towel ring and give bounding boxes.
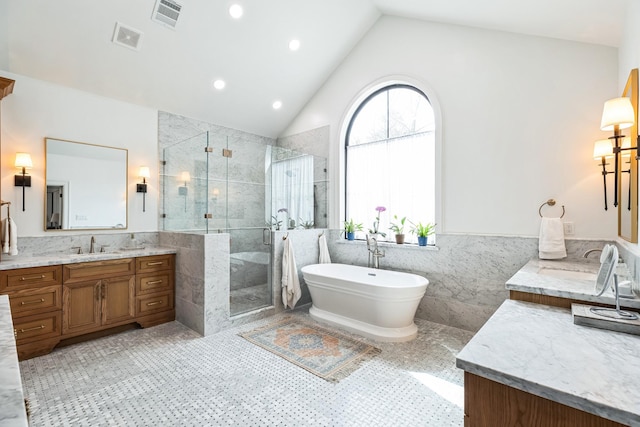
[538,199,565,218]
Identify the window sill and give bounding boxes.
[335,239,439,251]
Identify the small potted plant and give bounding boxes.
[410,221,436,246]
[389,215,407,244]
[343,219,363,240]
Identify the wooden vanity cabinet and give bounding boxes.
[62,258,136,337]
[135,254,175,328]
[464,372,626,427]
[0,253,175,360]
[0,265,63,359]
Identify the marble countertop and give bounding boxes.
[0,247,177,271]
[0,295,28,427]
[456,299,640,426]
[506,258,640,309]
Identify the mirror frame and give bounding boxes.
[619,68,638,243]
[44,137,129,232]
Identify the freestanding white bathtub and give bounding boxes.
[301,263,429,342]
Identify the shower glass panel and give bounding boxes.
[162,132,210,232]
[160,131,327,317]
[226,136,272,316]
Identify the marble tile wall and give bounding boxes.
[158,111,275,233]
[12,232,159,257]
[271,229,328,312]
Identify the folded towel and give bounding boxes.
[282,238,301,309]
[9,218,18,255]
[318,234,331,264]
[1,219,8,254]
[539,217,566,259]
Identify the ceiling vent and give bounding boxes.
[152,0,182,29]
[112,22,143,51]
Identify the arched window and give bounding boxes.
[345,84,435,242]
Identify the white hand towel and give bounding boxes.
[1,219,8,254]
[318,234,331,264]
[282,238,301,309]
[8,218,18,256]
[538,217,566,259]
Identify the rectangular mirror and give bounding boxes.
[45,138,128,231]
[619,69,638,243]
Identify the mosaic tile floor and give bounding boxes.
[230,284,270,316]
[19,307,473,426]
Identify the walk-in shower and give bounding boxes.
[160,131,327,317]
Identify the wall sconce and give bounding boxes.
[136,166,150,212]
[178,171,190,196]
[593,140,615,210]
[600,97,636,208]
[212,187,220,201]
[14,152,32,212]
[179,171,190,211]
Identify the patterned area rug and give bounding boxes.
[239,318,381,382]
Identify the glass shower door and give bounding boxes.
[225,136,272,316]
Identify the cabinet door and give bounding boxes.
[102,275,135,326]
[63,280,101,335]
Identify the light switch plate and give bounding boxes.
[563,222,575,235]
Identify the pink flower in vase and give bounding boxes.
[369,206,387,237]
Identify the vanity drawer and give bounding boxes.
[136,271,174,295]
[64,258,135,283]
[9,285,62,317]
[136,291,173,316]
[0,265,62,292]
[136,255,174,274]
[14,311,62,344]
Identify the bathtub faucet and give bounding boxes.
[366,234,385,269]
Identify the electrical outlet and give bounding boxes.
[563,222,575,235]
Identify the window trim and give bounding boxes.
[337,76,443,233]
[344,84,432,225]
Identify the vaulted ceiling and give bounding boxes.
[0,0,630,138]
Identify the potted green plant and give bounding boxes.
[409,221,436,246]
[343,219,363,240]
[389,215,407,244]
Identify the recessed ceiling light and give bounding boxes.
[229,4,243,19]
[288,39,300,51]
[213,79,226,90]
[272,100,282,110]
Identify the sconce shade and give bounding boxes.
[15,152,32,169]
[600,97,635,131]
[593,139,614,159]
[139,166,150,179]
[180,171,191,183]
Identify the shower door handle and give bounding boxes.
[263,228,271,246]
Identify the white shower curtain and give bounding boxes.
[271,155,314,228]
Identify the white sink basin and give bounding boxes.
[537,267,597,282]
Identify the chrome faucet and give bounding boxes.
[583,248,602,259]
[89,236,96,254]
[366,234,385,268]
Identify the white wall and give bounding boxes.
[619,1,640,93]
[0,70,158,236]
[282,16,619,239]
